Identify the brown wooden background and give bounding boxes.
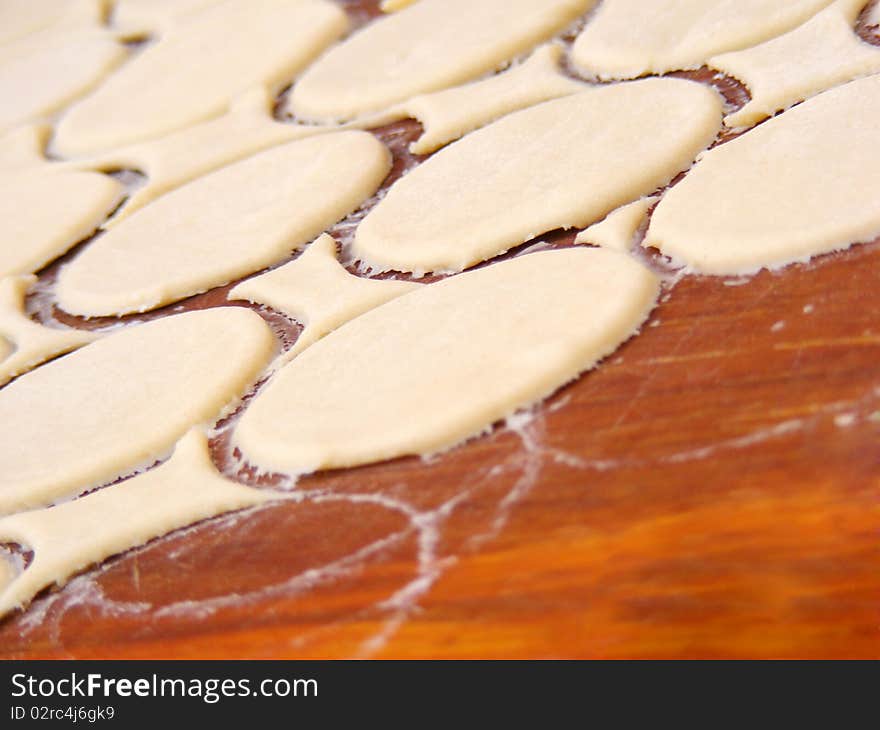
[0,0,878,659]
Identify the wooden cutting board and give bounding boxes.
[1,0,878,659]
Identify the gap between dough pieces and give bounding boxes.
[0,429,281,617]
[710,0,880,128]
[229,234,421,361]
[0,276,99,388]
[0,308,276,515]
[575,197,658,252]
[55,131,392,317]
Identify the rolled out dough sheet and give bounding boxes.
[77,89,329,224]
[288,0,595,122]
[56,132,391,317]
[230,234,420,359]
[0,125,51,170]
[571,0,835,79]
[402,44,586,155]
[711,0,880,128]
[234,247,660,476]
[354,78,722,275]
[0,430,279,617]
[0,154,124,279]
[0,276,99,388]
[0,27,127,134]
[574,197,657,252]
[0,308,275,514]
[52,0,348,156]
[644,73,880,274]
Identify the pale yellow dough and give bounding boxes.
[56,132,391,317]
[52,0,348,156]
[288,0,595,122]
[111,0,221,36]
[645,74,880,274]
[230,234,420,359]
[77,89,328,224]
[0,26,127,134]
[0,430,279,616]
[234,248,660,476]
[402,44,586,155]
[0,0,104,47]
[0,276,99,388]
[354,78,722,275]
[0,139,124,278]
[711,0,880,128]
[0,308,275,514]
[575,197,657,252]
[571,0,834,79]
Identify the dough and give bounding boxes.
[234,247,660,475]
[0,125,50,170]
[0,276,98,388]
[0,429,279,617]
[380,0,417,11]
[354,78,722,275]
[571,0,835,79]
[230,234,420,358]
[0,0,102,47]
[402,44,586,155]
[0,308,275,514]
[711,0,880,128]
[52,0,348,156]
[56,132,391,317]
[575,197,657,251]
[644,74,880,274]
[0,27,127,134]
[111,0,220,36]
[78,89,328,224]
[0,158,124,279]
[288,0,595,122]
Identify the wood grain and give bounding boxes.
[0,0,878,659]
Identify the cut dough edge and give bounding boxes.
[711,0,880,128]
[229,233,421,361]
[234,247,661,476]
[575,197,658,251]
[643,72,880,274]
[0,275,99,388]
[0,429,281,617]
[54,131,392,317]
[0,308,276,515]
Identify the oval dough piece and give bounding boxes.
[52,0,348,156]
[354,78,722,275]
[234,247,660,476]
[644,74,880,274]
[0,27,126,134]
[56,132,391,317]
[0,308,275,514]
[288,0,594,122]
[571,0,834,79]
[0,166,124,279]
